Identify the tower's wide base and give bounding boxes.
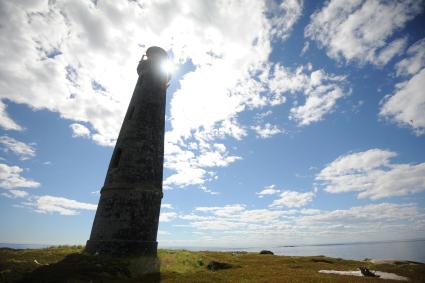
[85,240,158,256]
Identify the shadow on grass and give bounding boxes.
[17,252,160,283]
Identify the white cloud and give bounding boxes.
[375,37,408,66]
[0,101,22,131]
[91,133,116,147]
[1,189,29,199]
[199,185,219,195]
[163,142,205,188]
[163,140,240,188]
[269,65,348,126]
[197,149,241,168]
[30,195,97,216]
[379,69,425,135]
[165,0,303,145]
[251,123,283,138]
[179,214,212,221]
[163,166,206,188]
[193,119,248,142]
[300,203,418,225]
[268,0,303,40]
[160,212,178,222]
[305,0,423,65]
[317,149,425,199]
[270,190,315,208]
[0,136,36,160]
[0,163,40,189]
[196,204,246,217]
[298,208,321,215]
[176,201,422,247]
[319,148,396,175]
[256,185,280,198]
[189,219,246,231]
[158,230,170,236]
[161,203,174,210]
[268,65,307,97]
[395,38,425,77]
[0,0,128,146]
[0,0,301,147]
[0,0,309,191]
[289,70,347,126]
[238,209,287,223]
[0,0,329,192]
[301,41,309,55]
[183,204,288,231]
[255,110,273,121]
[379,38,425,135]
[69,123,91,138]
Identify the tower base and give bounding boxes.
[85,240,158,256]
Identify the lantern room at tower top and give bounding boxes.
[138,46,173,81]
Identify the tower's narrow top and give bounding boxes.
[138,46,171,82]
[146,46,168,60]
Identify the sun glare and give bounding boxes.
[160,60,175,75]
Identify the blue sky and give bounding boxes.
[0,0,424,248]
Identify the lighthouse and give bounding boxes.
[86,46,170,256]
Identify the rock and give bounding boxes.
[259,250,274,255]
[207,261,234,271]
[358,267,379,277]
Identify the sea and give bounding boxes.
[0,243,51,249]
[2,239,424,263]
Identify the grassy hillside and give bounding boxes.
[0,246,424,282]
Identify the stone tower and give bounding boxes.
[86,46,170,256]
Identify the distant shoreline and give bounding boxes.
[161,238,425,251]
[2,238,424,250]
[0,243,52,249]
[277,238,425,248]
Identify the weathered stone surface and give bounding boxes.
[86,47,169,257]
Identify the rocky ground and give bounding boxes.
[0,246,424,282]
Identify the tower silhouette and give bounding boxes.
[86,46,170,256]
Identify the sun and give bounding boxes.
[160,60,175,75]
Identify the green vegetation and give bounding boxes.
[0,246,424,282]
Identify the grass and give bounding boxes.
[0,246,424,282]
